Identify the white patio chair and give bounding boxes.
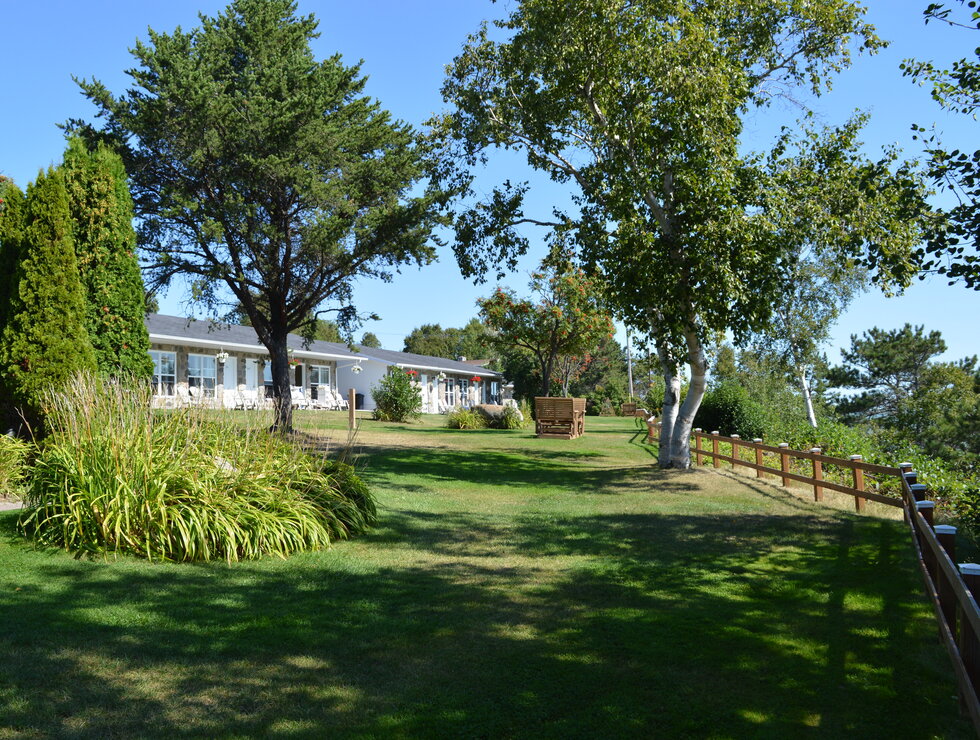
[290,386,311,410]
[332,388,349,410]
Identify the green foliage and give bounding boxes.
[18,374,376,562]
[0,168,96,429]
[446,407,486,430]
[371,369,423,422]
[360,332,382,349]
[471,404,526,429]
[0,178,26,335]
[0,434,31,498]
[829,324,948,424]
[71,0,442,432]
[61,137,152,378]
[694,382,766,440]
[431,0,928,467]
[903,2,980,289]
[479,262,613,397]
[402,318,495,362]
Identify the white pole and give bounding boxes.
[626,329,634,401]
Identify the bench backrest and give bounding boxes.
[535,396,585,419]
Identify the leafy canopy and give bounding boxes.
[479,262,613,396]
[903,1,980,289]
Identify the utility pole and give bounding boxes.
[626,329,634,401]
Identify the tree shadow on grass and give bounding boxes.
[0,502,970,738]
[354,444,671,496]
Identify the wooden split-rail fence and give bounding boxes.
[641,422,980,730]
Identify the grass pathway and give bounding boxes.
[0,414,971,737]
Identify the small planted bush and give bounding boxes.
[447,407,486,429]
[471,404,525,430]
[694,382,766,440]
[18,374,376,562]
[372,369,422,422]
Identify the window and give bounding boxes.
[443,378,456,407]
[149,350,176,396]
[187,353,217,397]
[310,365,331,402]
[489,380,501,405]
[263,362,274,398]
[458,378,469,407]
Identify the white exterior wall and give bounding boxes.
[336,360,387,411]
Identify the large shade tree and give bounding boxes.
[69,0,443,431]
[431,0,929,467]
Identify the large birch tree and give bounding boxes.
[430,0,929,467]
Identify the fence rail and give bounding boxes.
[643,420,980,731]
[899,466,980,731]
[687,427,903,511]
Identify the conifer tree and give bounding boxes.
[61,138,152,377]
[0,177,26,336]
[0,177,27,426]
[0,168,96,428]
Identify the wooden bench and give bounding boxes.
[535,397,586,439]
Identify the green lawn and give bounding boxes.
[0,414,971,738]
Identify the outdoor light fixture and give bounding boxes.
[352,363,363,375]
[216,350,229,364]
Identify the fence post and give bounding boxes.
[850,455,866,513]
[730,434,740,470]
[753,439,764,479]
[348,388,356,431]
[916,500,937,579]
[779,443,790,487]
[936,525,958,632]
[694,429,703,466]
[711,432,720,469]
[811,447,823,502]
[911,483,928,503]
[960,564,980,701]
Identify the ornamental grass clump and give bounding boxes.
[18,373,376,562]
[0,434,31,499]
[447,407,486,430]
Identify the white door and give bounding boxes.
[245,359,258,389]
[222,356,238,407]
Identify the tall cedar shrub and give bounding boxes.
[0,168,96,429]
[62,138,152,378]
[0,178,26,427]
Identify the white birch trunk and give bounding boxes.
[666,328,708,469]
[655,343,681,469]
[798,365,818,428]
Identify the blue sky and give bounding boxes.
[1,0,977,364]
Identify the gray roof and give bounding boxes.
[145,314,501,376]
[353,345,501,377]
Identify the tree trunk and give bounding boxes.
[656,343,681,468]
[666,328,708,468]
[798,365,818,428]
[541,353,554,396]
[268,334,294,433]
